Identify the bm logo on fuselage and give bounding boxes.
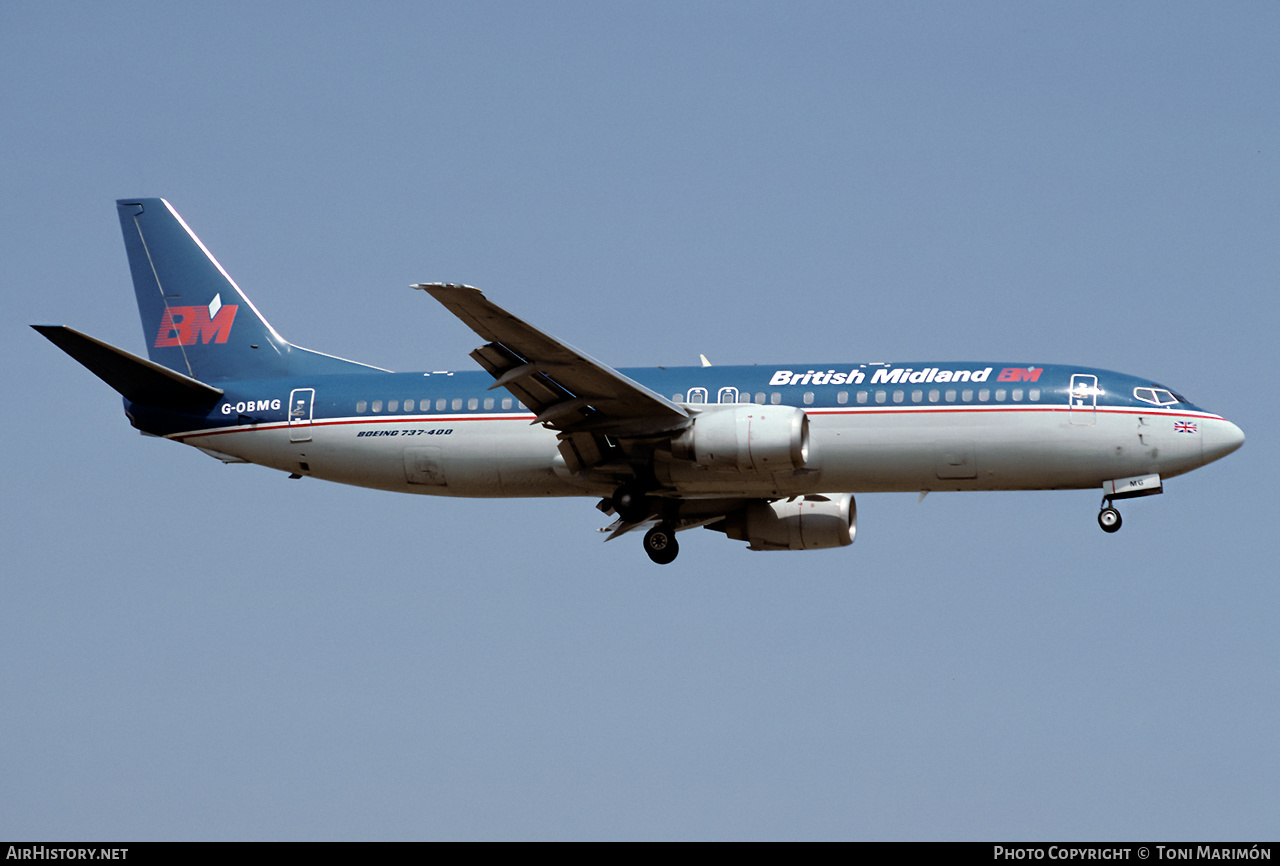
[154,293,239,348]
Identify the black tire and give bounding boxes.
[612,485,651,523]
[643,525,679,564]
[1098,507,1122,533]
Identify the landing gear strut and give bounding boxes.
[1097,498,1122,533]
[643,524,679,565]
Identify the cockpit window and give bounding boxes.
[1133,387,1180,406]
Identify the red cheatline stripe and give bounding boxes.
[176,413,536,439]
[172,405,1224,440]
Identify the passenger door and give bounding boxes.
[288,388,315,442]
[1068,374,1097,426]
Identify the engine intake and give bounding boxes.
[717,494,857,551]
[671,405,810,472]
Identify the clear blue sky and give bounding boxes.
[3,1,1276,840]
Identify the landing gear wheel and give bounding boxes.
[612,484,651,523]
[643,525,679,565]
[1098,507,1122,533]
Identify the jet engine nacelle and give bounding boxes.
[719,494,857,551]
[671,405,810,472]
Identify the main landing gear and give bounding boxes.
[1097,498,1122,533]
[643,524,679,565]
[609,482,678,563]
[611,482,652,524]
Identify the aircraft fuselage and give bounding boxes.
[130,362,1242,500]
[37,198,1245,562]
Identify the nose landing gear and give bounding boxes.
[1096,474,1163,533]
[1097,501,1122,533]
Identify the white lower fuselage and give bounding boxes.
[174,402,1232,499]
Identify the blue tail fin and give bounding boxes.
[117,199,382,381]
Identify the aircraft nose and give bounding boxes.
[1202,417,1245,463]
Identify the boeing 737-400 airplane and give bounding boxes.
[35,199,1244,563]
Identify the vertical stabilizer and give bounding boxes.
[117,199,381,381]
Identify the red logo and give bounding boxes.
[154,295,238,348]
[997,367,1043,383]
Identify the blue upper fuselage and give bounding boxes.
[122,361,1215,437]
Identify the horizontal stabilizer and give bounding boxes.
[33,325,224,411]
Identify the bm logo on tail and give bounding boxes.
[154,293,239,348]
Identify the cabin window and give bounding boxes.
[372,400,383,412]
[687,388,707,404]
[484,397,494,410]
[467,398,478,410]
[856,391,868,404]
[356,401,367,413]
[875,390,886,404]
[837,391,848,404]
[754,392,766,405]
[436,398,447,411]
[803,392,815,405]
[388,400,399,412]
[404,399,414,412]
[945,390,957,402]
[892,390,904,403]
[928,390,940,403]
[978,389,989,402]
[738,391,752,403]
[995,389,1006,402]
[962,389,973,402]
[452,398,462,411]
[672,393,684,402]
[770,393,782,405]
[1029,389,1041,401]
[718,387,738,404]
[502,397,513,409]
[912,390,923,403]
[1011,389,1023,401]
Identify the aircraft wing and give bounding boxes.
[413,283,689,439]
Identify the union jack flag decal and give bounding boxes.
[1174,421,1197,433]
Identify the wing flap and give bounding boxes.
[414,283,688,436]
[599,498,757,541]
